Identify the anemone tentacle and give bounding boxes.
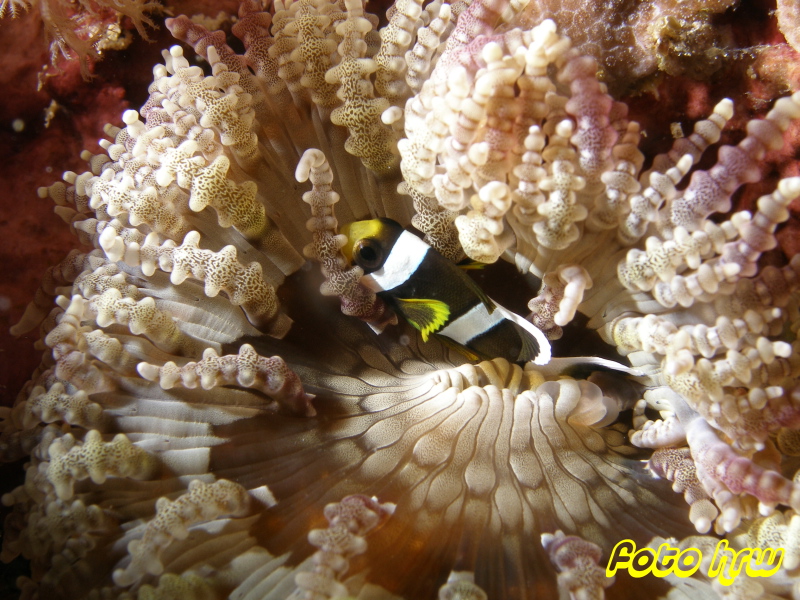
[4,2,800,599]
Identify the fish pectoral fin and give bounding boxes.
[395,298,450,342]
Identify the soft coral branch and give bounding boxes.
[2,0,161,79]
[0,0,31,18]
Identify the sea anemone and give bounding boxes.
[3,1,800,598]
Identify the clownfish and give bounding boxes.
[339,218,552,365]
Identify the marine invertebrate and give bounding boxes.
[3,1,800,599]
[510,0,739,91]
[0,0,161,77]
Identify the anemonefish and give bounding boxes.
[339,218,552,365]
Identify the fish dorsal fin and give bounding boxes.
[493,303,551,365]
[460,275,495,313]
[395,298,450,342]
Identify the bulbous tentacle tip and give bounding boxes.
[6,2,800,599]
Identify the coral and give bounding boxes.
[438,572,487,600]
[138,344,316,416]
[3,1,800,599]
[46,429,160,501]
[648,446,719,534]
[0,0,30,18]
[137,573,217,600]
[113,479,252,586]
[0,0,161,78]
[777,0,800,55]
[293,494,394,598]
[513,0,738,93]
[296,148,396,330]
[542,530,612,600]
[21,382,103,429]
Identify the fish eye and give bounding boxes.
[354,239,383,272]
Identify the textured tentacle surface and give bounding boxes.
[4,1,800,599]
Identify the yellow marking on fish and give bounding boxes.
[395,298,450,342]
